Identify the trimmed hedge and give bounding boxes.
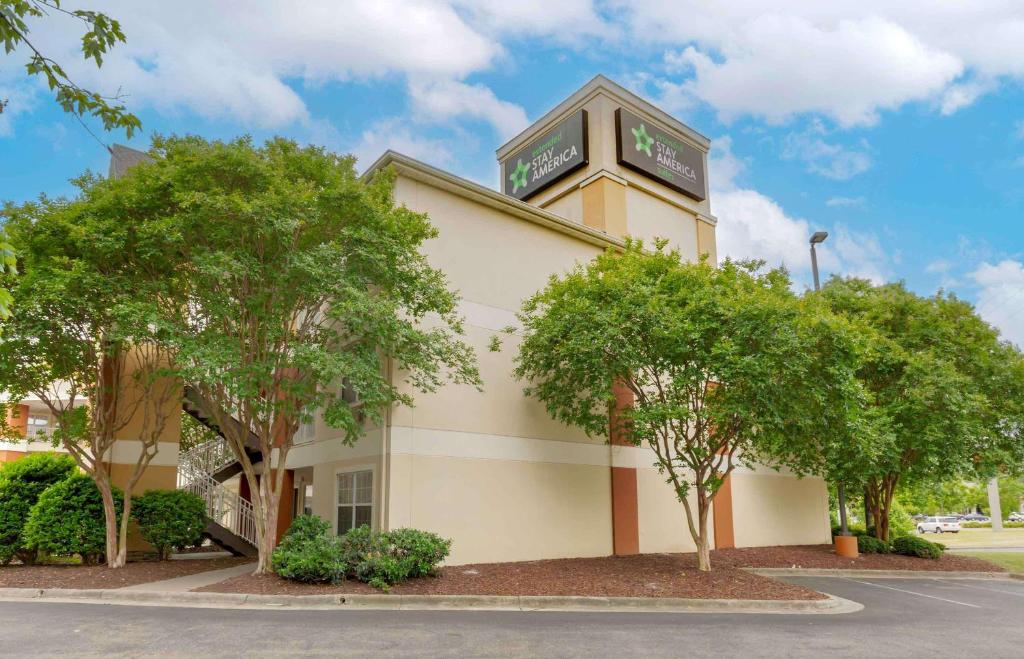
[131,490,208,560]
[891,535,943,560]
[271,517,451,590]
[272,515,346,584]
[857,534,890,554]
[0,453,77,565]
[23,473,122,564]
[961,521,1024,529]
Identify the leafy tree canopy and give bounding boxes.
[514,241,863,569]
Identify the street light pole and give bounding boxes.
[809,231,849,536]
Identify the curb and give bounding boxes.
[0,587,862,615]
[747,568,1014,580]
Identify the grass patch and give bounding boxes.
[959,552,1024,574]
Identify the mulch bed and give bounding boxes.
[198,552,826,600]
[713,544,1006,573]
[198,544,1006,600]
[0,557,251,590]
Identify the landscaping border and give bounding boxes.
[746,568,1014,580]
[0,587,863,615]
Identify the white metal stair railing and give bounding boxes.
[178,439,259,548]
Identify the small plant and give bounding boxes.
[857,534,891,554]
[891,535,943,560]
[271,515,346,584]
[386,528,452,578]
[0,453,77,565]
[23,473,122,564]
[131,490,208,560]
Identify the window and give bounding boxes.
[27,414,50,440]
[295,418,316,444]
[303,484,313,516]
[340,377,359,405]
[336,469,373,534]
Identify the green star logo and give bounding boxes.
[509,158,530,193]
[632,123,654,157]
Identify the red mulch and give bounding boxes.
[713,544,1006,572]
[0,557,251,590]
[198,552,826,600]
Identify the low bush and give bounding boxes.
[131,490,208,560]
[0,453,77,565]
[961,521,1024,529]
[23,474,121,564]
[857,535,891,554]
[272,515,346,584]
[891,535,943,560]
[272,518,452,590]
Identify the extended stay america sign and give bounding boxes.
[502,110,589,201]
[615,108,706,202]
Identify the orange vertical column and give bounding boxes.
[610,382,639,555]
[712,473,735,549]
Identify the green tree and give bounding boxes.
[0,452,76,564]
[820,278,1024,540]
[0,0,140,136]
[0,173,181,568]
[0,227,13,319]
[514,242,860,570]
[131,136,480,574]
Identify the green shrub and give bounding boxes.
[342,526,453,590]
[23,473,121,563]
[271,515,346,584]
[386,528,452,578]
[891,535,943,560]
[962,521,1024,529]
[271,519,454,591]
[130,490,208,560]
[857,535,891,554]
[0,453,77,565]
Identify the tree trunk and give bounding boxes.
[94,475,121,568]
[253,471,282,575]
[695,498,712,572]
[114,497,133,568]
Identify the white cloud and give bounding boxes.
[782,127,871,180]
[925,259,952,275]
[0,84,36,137]
[970,260,1024,347]
[349,118,454,172]
[453,0,612,43]
[4,1,502,131]
[939,78,996,116]
[826,196,865,208]
[711,136,891,286]
[408,79,529,140]
[621,1,1024,125]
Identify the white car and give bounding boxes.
[1009,512,1024,523]
[917,516,961,534]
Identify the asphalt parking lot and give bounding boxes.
[0,576,1021,657]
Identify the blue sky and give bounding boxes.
[1,1,1022,345]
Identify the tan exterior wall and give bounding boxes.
[636,465,708,553]
[624,186,700,256]
[731,469,832,548]
[388,452,612,565]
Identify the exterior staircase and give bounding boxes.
[177,387,263,557]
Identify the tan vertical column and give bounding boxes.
[581,174,639,554]
[696,219,717,265]
[581,174,627,236]
[713,474,735,549]
[1,403,30,463]
[610,383,639,555]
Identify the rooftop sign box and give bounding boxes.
[615,108,706,202]
[502,110,588,201]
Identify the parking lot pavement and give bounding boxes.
[0,577,1022,657]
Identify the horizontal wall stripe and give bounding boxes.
[108,440,180,467]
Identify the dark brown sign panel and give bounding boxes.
[502,110,588,200]
[615,108,706,201]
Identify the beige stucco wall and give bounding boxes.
[388,452,613,565]
[624,186,700,257]
[731,469,832,548]
[636,465,709,553]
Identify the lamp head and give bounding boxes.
[810,231,829,245]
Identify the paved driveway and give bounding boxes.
[0,576,1021,657]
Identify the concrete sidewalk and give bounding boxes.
[119,562,256,592]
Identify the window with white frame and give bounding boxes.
[27,414,50,440]
[294,417,316,444]
[336,469,372,534]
